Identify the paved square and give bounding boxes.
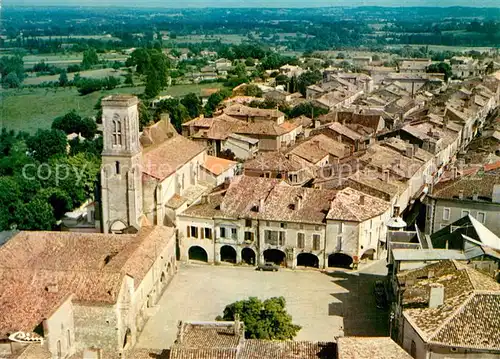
[137,263,388,349]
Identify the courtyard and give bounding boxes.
[137,261,389,349]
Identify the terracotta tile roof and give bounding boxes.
[203,156,237,176]
[288,134,350,164]
[328,122,363,140]
[243,152,304,172]
[140,118,177,148]
[142,135,206,180]
[0,226,175,338]
[292,115,313,128]
[220,176,336,224]
[326,187,390,222]
[398,260,500,350]
[358,144,425,180]
[381,137,434,163]
[240,340,336,359]
[223,104,284,120]
[432,171,500,201]
[279,121,299,132]
[337,337,413,359]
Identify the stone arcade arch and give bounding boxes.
[188,246,208,262]
[360,248,376,261]
[220,245,237,263]
[263,249,286,266]
[328,253,353,269]
[297,253,319,268]
[241,247,256,265]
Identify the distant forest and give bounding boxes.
[2,6,499,53]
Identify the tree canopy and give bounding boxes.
[216,297,301,340]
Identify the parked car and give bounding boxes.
[374,280,387,309]
[257,262,279,272]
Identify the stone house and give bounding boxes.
[177,176,390,269]
[424,166,500,235]
[392,260,500,359]
[398,58,432,74]
[287,134,351,167]
[0,226,177,359]
[221,133,259,160]
[200,156,238,186]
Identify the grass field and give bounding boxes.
[23,68,129,85]
[168,34,247,44]
[22,52,129,69]
[0,83,225,133]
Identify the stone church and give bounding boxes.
[100,95,214,234]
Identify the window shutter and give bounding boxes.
[201,228,205,239]
[187,226,190,237]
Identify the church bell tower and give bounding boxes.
[100,95,143,233]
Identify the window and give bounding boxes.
[279,231,285,246]
[57,340,62,359]
[231,228,237,240]
[204,228,213,239]
[410,340,416,358]
[220,227,226,238]
[443,208,451,221]
[112,117,122,146]
[189,226,198,238]
[115,161,120,175]
[245,219,252,227]
[297,233,305,248]
[312,234,320,250]
[265,230,278,245]
[476,212,486,223]
[280,222,287,229]
[461,210,470,218]
[244,231,254,242]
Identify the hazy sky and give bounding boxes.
[6,0,500,7]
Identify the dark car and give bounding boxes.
[374,280,387,309]
[257,262,279,271]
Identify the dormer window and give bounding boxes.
[112,115,122,146]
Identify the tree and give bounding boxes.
[78,117,98,139]
[52,110,81,134]
[204,89,231,117]
[244,84,263,97]
[426,62,452,81]
[27,129,68,162]
[15,196,56,231]
[36,188,73,220]
[0,55,25,82]
[138,101,154,130]
[289,102,328,119]
[0,177,21,230]
[245,57,256,67]
[297,70,322,96]
[81,48,99,70]
[144,70,161,99]
[124,72,134,86]
[58,70,69,87]
[2,72,21,88]
[155,98,189,132]
[181,93,202,119]
[217,297,301,340]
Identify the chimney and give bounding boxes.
[295,195,303,210]
[259,198,265,212]
[359,195,365,205]
[160,113,171,125]
[406,145,414,158]
[458,190,464,200]
[383,170,390,182]
[413,143,419,153]
[314,120,321,129]
[429,283,445,309]
[234,314,242,336]
[493,184,500,204]
[46,284,59,293]
[201,195,209,205]
[177,321,184,344]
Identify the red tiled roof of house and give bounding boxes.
[203,156,237,176]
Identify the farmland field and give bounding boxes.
[0,83,225,133]
[21,52,129,69]
[23,68,129,85]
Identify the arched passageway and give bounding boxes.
[328,253,353,268]
[241,247,256,265]
[297,253,319,268]
[263,249,286,266]
[360,249,376,261]
[220,245,237,263]
[188,246,208,262]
